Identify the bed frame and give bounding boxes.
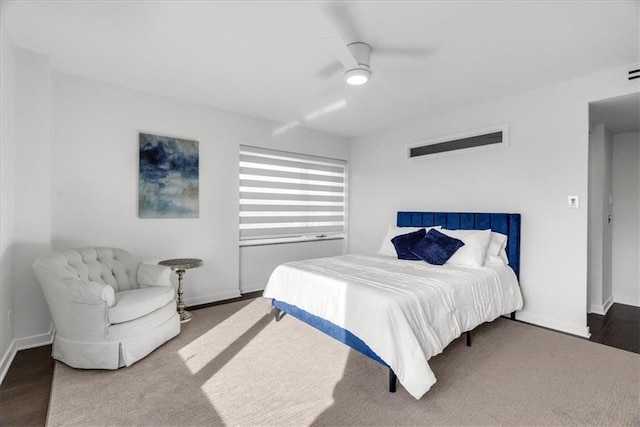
[273,211,521,393]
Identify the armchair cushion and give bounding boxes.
[109,286,175,324]
[67,279,116,306]
[138,263,171,287]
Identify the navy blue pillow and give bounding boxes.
[409,229,465,265]
[391,228,426,260]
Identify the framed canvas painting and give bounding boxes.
[139,132,199,218]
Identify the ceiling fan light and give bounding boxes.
[345,68,370,85]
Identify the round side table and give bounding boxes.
[158,258,203,323]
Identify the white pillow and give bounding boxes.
[499,247,510,265]
[440,229,492,268]
[377,224,441,257]
[485,232,509,266]
[487,232,507,257]
[484,254,506,266]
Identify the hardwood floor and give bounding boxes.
[587,303,640,353]
[0,345,54,426]
[1,299,638,426]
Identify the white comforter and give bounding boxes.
[262,253,523,399]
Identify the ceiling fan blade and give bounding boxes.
[374,46,433,58]
[322,36,358,69]
[324,2,360,43]
[315,60,343,79]
[373,47,435,69]
[318,78,345,97]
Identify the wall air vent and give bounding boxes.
[628,66,640,81]
[407,123,509,160]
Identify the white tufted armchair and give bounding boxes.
[33,247,180,369]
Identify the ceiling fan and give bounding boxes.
[319,2,429,87]
[330,40,372,86]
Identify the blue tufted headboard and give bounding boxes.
[397,211,521,279]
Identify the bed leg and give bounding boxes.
[274,308,286,322]
[466,331,471,347]
[510,311,516,320]
[388,368,397,393]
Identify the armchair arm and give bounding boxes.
[138,263,172,287]
[66,278,115,307]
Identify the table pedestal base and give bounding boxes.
[175,269,193,323]
[179,309,193,323]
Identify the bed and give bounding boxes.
[262,211,523,400]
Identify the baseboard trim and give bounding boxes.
[239,283,265,294]
[613,295,640,308]
[590,304,604,316]
[184,290,241,307]
[15,323,55,351]
[0,340,17,386]
[516,311,590,338]
[590,305,603,315]
[591,295,615,316]
[0,323,54,385]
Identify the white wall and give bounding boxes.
[0,45,54,382]
[588,124,614,315]
[349,65,638,337]
[51,72,349,307]
[0,14,17,378]
[13,49,52,342]
[612,131,640,306]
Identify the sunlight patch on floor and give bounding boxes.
[177,299,269,375]
[200,314,352,425]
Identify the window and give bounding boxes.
[239,145,347,246]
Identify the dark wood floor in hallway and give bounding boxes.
[587,303,640,353]
[1,302,638,426]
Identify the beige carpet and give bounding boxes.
[48,298,640,426]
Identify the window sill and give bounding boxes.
[239,234,345,247]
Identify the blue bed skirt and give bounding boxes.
[272,300,389,367]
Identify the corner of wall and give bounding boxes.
[0,322,53,385]
[0,340,17,385]
[0,12,17,379]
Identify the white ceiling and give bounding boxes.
[2,0,639,138]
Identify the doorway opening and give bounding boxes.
[587,92,640,353]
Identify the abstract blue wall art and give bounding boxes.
[139,132,199,218]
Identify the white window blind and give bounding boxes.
[239,145,347,245]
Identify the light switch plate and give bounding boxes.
[568,195,579,208]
